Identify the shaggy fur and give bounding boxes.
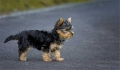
[4,17,74,62]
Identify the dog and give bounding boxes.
[4,17,74,62]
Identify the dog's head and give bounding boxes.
[55,17,74,39]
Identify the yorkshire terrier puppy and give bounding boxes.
[4,17,74,62]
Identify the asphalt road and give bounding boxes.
[0,0,119,70]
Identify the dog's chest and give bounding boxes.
[50,43,62,50]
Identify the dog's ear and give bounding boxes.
[56,17,64,27]
[67,17,71,23]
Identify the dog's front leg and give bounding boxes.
[52,49,64,61]
[42,51,52,62]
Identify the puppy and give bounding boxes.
[4,17,74,62]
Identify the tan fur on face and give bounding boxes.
[56,30,73,39]
[19,47,30,61]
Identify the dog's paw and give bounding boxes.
[19,57,27,61]
[43,58,52,62]
[55,58,64,61]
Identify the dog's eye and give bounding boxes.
[65,29,69,31]
[66,29,69,31]
[61,29,67,32]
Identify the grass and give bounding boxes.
[0,0,89,15]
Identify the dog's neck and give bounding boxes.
[51,28,65,44]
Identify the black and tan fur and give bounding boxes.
[4,17,74,62]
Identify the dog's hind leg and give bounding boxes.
[18,46,30,61]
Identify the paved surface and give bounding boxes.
[0,0,119,70]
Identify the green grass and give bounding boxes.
[0,0,89,15]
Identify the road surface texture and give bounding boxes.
[0,0,119,70]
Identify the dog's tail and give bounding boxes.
[4,34,19,43]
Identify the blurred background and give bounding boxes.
[0,0,89,15]
[0,0,119,70]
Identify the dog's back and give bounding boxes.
[4,30,53,44]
